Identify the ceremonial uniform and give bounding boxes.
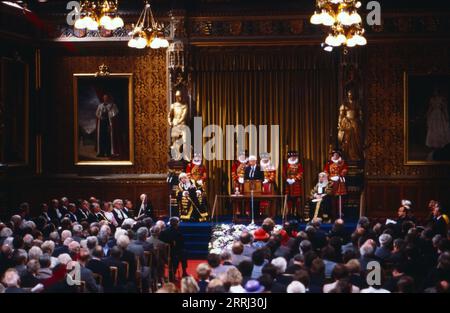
[323,158,348,196]
[177,176,208,222]
[283,151,304,216]
[260,157,276,216]
[231,160,247,193]
[323,150,348,219]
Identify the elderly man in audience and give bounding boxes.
[1,195,450,294]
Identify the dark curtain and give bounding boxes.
[192,46,338,211]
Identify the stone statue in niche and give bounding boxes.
[168,90,189,161]
[338,90,363,160]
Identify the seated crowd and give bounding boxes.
[0,196,179,293]
[0,197,449,293]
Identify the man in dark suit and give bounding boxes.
[243,155,264,216]
[136,194,153,219]
[431,206,448,237]
[76,200,90,222]
[160,217,188,280]
[48,199,63,223]
[77,251,102,293]
[87,245,113,292]
[102,246,127,289]
[244,155,264,181]
[65,203,78,223]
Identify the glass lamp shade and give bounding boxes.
[322,12,335,26]
[150,37,161,49]
[135,36,148,49]
[128,38,137,48]
[74,18,86,29]
[346,36,357,47]
[159,38,169,48]
[336,33,347,45]
[337,11,352,26]
[354,34,367,45]
[310,12,322,25]
[112,16,124,29]
[85,17,99,31]
[349,12,362,25]
[99,15,112,27]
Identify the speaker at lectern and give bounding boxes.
[243,180,262,195]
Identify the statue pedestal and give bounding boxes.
[344,160,364,220]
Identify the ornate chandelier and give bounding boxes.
[310,0,367,51]
[74,0,124,31]
[127,2,169,49]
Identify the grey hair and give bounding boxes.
[72,224,83,233]
[136,227,148,241]
[28,246,43,261]
[57,253,72,265]
[113,199,123,206]
[41,241,55,254]
[360,243,374,257]
[155,220,166,231]
[0,227,13,238]
[23,234,34,246]
[25,221,36,230]
[271,257,287,274]
[432,234,442,246]
[150,226,161,237]
[122,218,136,229]
[61,230,72,242]
[86,236,98,249]
[379,233,392,247]
[49,231,60,243]
[114,228,127,240]
[117,234,130,249]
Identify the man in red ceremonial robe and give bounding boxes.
[231,150,248,215]
[260,152,276,217]
[186,152,208,190]
[283,151,304,217]
[323,149,348,220]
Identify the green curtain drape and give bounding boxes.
[192,46,338,212]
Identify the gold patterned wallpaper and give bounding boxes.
[365,43,450,178]
[44,49,168,174]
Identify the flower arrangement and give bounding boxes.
[208,223,282,254]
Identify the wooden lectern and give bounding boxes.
[243,180,262,195]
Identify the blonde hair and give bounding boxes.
[345,259,361,274]
[181,276,200,293]
[225,267,243,286]
[156,282,178,293]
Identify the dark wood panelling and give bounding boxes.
[365,179,450,219]
[3,175,168,219]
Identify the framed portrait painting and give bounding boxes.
[404,72,450,164]
[73,71,134,165]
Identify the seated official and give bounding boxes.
[309,172,333,222]
[136,193,153,219]
[177,173,208,222]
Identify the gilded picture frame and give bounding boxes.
[404,72,450,165]
[73,71,134,166]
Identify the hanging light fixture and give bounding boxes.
[128,2,169,50]
[310,0,366,51]
[74,0,124,31]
